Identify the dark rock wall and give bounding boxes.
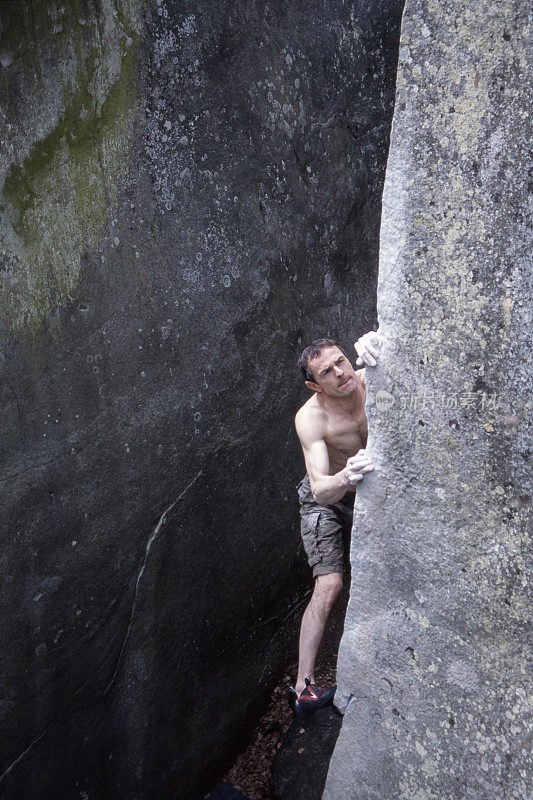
[0,1,403,798]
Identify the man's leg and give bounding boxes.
[295,571,343,696]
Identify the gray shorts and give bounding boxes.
[297,474,355,578]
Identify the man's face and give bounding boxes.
[306,345,358,397]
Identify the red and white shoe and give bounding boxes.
[289,677,336,718]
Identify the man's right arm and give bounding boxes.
[295,410,363,506]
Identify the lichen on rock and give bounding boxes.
[324,1,532,799]
[0,0,143,337]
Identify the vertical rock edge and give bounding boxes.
[324,0,532,798]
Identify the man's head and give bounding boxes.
[298,339,358,397]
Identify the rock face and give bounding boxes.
[0,2,403,798]
[324,1,531,799]
[271,707,342,800]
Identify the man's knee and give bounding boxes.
[315,572,343,607]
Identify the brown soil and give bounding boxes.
[223,589,348,800]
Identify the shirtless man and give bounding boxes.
[290,331,381,717]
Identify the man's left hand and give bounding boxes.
[354,330,382,367]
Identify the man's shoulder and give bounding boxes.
[295,396,326,441]
[295,394,325,422]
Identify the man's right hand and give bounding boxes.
[343,449,375,486]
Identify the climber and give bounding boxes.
[290,330,381,717]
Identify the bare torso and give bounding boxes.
[297,369,367,483]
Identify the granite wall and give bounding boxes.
[324,1,531,798]
[0,1,403,798]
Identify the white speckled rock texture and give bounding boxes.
[324,1,532,798]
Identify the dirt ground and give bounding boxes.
[223,589,348,800]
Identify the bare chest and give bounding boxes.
[324,411,368,473]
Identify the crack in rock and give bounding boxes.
[0,675,92,783]
[0,731,47,784]
[102,470,203,696]
[0,472,205,780]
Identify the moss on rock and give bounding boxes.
[0,0,143,337]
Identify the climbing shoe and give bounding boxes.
[289,677,336,718]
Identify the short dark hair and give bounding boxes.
[297,338,346,382]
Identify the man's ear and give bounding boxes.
[305,380,321,393]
